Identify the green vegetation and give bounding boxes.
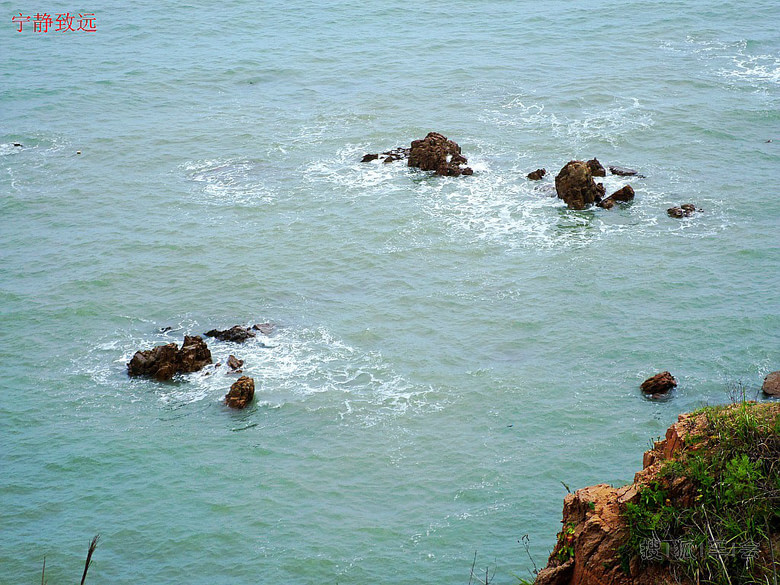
[621,402,779,584]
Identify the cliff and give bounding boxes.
[534,402,780,585]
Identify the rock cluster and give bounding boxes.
[408,132,473,176]
[667,204,702,218]
[225,376,255,409]
[127,336,212,381]
[554,160,605,210]
[362,132,473,176]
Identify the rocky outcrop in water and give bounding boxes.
[527,168,546,180]
[598,185,635,209]
[227,354,243,371]
[205,325,256,343]
[225,376,255,409]
[667,204,702,218]
[408,132,473,176]
[361,147,411,164]
[609,165,642,177]
[555,160,603,210]
[640,371,677,395]
[762,371,780,396]
[127,336,212,381]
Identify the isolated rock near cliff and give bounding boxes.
[225,376,255,409]
[640,371,677,395]
[763,371,780,396]
[408,132,473,176]
[527,168,546,180]
[555,160,603,209]
[127,335,212,381]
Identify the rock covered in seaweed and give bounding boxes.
[127,336,212,381]
[555,160,603,209]
[225,376,255,409]
[407,132,473,176]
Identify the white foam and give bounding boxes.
[181,159,278,206]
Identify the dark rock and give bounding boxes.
[361,147,410,164]
[762,371,780,396]
[609,165,639,176]
[13,142,23,147]
[610,185,635,202]
[554,160,603,209]
[640,371,677,394]
[225,376,255,409]
[527,168,546,181]
[586,158,606,177]
[668,204,701,218]
[159,326,172,333]
[252,323,275,335]
[599,185,635,209]
[205,325,256,343]
[227,354,244,371]
[127,336,212,381]
[408,132,472,177]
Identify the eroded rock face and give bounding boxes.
[408,132,473,176]
[527,168,546,180]
[205,325,256,343]
[555,160,603,209]
[640,371,677,394]
[586,158,606,177]
[225,376,255,409]
[127,336,212,381]
[763,371,780,396]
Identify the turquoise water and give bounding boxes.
[1,1,778,583]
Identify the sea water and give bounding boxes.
[1,1,778,583]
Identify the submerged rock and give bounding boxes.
[609,165,642,177]
[640,371,677,394]
[225,376,255,409]
[127,336,212,381]
[361,147,411,164]
[762,371,780,396]
[527,168,546,180]
[555,160,603,209]
[205,325,256,343]
[586,158,606,177]
[252,322,275,335]
[408,132,473,176]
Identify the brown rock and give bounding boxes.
[408,132,472,176]
[127,337,212,381]
[586,158,606,177]
[598,185,635,209]
[225,376,255,409]
[667,206,685,218]
[361,153,379,162]
[361,147,410,164]
[227,354,244,371]
[527,168,546,180]
[205,325,256,343]
[555,160,603,209]
[668,204,700,218]
[640,371,677,394]
[763,371,780,396]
